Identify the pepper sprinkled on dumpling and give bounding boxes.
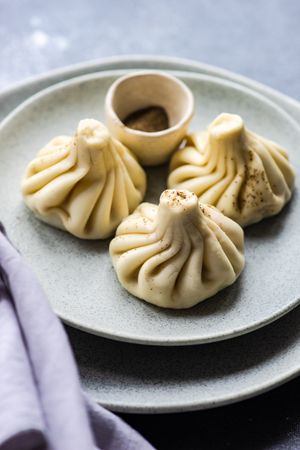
[168,113,295,226]
[110,189,245,309]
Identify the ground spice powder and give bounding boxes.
[124,106,169,132]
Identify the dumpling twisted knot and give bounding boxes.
[21,119,146,239]
[110,189,245,309]
[168,113,295,226]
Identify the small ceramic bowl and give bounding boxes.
[105,71,194,166]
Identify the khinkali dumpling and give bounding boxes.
[168,113,295,226]
[110,189,245,309]
[21,119,146,239]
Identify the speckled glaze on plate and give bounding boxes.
[1,68,300,346]
[1,56,300,412]
[68,308,300,413]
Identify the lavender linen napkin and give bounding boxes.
[0,226,154,450]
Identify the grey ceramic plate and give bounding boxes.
[1,56,300,412]
[1,68,300,346]
[68,308,300,413]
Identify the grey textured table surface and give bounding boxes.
[1,1,300,449]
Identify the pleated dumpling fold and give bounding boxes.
[168,113,295,226]
[21,119,146,239]
[110,189,245,309]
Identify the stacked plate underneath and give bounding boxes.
[1,56,300,413]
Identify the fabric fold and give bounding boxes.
[0,226,154,450]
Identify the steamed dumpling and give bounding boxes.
[21,119,146,239]
[168,113,295,226]
[110,189,245,309]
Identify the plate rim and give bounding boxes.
[1,67,300,346]
[1,54,300,116]
[92,363,300,413]
[2,68,300,133]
